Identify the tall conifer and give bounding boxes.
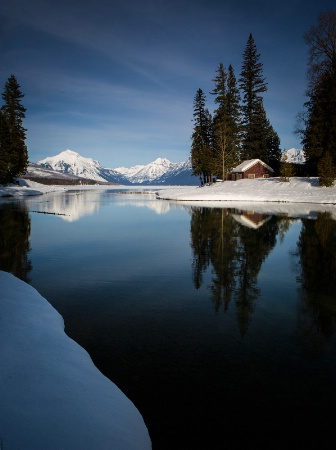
[301,12,336,184]
[191,89,213,184]
[239,34,281,164]
[1,75,28,183]
[211,63,241,180]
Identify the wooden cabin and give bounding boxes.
[230,159,274,180]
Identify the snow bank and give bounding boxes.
[156,177,336,204]
[0,179,65,197]
[0,271,151,450]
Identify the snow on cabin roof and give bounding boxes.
[231,159,274,173]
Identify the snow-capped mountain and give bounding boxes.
[114,157,195,184]
[115,158,171,183]
[282,148,305,164]
[36,150,197,185]
[37,150,129,184]
[150,159,195,185]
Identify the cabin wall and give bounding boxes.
[231,162,273,180]
[244,163,273,179]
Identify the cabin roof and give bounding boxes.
[231,159,274,173]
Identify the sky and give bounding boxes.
[1,0,335,168]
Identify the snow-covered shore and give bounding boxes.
[0,179,67,197]
[156,177,336,204]
[2,177,336,206]
[0,271,151,449]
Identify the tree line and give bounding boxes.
[299,11,336,186]
[0,74,28,184]
[191,33,281,184]
[192,11,336,186]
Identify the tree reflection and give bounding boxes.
[296,212,336,355]
[0,203,32,281]
[190,207,280,335]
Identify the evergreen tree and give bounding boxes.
[211,63,241,180]
[239,34,281,164]
[0,110,13,184]
[279,153,294,181]
[191,88,213,184]
[301,12,336,184]
[239,34,267,161]
[265,119,281,163]
[318,151,335,187]
[0,75,28,183]
[226,64,242,157]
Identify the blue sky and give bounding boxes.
[1,0,335,168]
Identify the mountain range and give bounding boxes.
[27,148,305,186]
[35,150,197,185]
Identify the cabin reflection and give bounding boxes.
[231,209,271,229]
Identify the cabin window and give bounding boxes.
[247,174,255,179]
[262,174,269,178]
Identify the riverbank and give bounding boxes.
[1,177,336,205]
[156,177,336,204]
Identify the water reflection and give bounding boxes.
[190,207,293,334]
[296,212,336,355]
[22,190,189,221]
[23,190,102,222]
[0,203,32,281]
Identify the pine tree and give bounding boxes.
[318,151,335,187]
[302,76,328,175]
[239,34,281,165]
[191,89,213,184]
[279,153,294,181]
[1,75,28,183]
[211,63,241,180]
[226,64,242,151]
[211,63,228,180]
[239,34,267,161]
[0,110,11,184]
[265,119,281,163]
[301,12,336,183]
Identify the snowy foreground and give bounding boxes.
[0,271,151,450]
[1,177,336,205]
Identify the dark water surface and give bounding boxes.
[1,189,336,449]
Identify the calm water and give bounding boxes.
[1,189,336,449]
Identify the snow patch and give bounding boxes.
[0,271,151,450]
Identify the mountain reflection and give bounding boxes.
[296,212,336,355]
[190,207,284,335]
[0,203,32,281]
[24,190,102,222]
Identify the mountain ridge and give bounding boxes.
[37,150,196,185]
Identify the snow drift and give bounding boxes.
[0,271,151,450]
